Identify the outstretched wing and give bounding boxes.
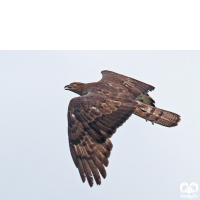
[101,70,155,97]
[68,93,136,187]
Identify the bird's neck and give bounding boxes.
[79,82,97,96]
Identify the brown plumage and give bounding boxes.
[64,70,181,187]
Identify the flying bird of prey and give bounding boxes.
[64,70,180,187]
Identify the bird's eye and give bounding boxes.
[73,83,77,87]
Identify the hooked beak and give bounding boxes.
[64,85,71,90]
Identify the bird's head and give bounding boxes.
[64,82,86,95]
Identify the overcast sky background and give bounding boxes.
[0,51,199,200]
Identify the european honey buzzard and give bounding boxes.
[64,70,180,187]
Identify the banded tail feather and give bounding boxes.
[134,101,181,127]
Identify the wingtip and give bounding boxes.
[101,70,109,74]
[88,180,94,187]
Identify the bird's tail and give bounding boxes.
[134,101,181,127]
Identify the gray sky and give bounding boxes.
[0,51,199,200]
